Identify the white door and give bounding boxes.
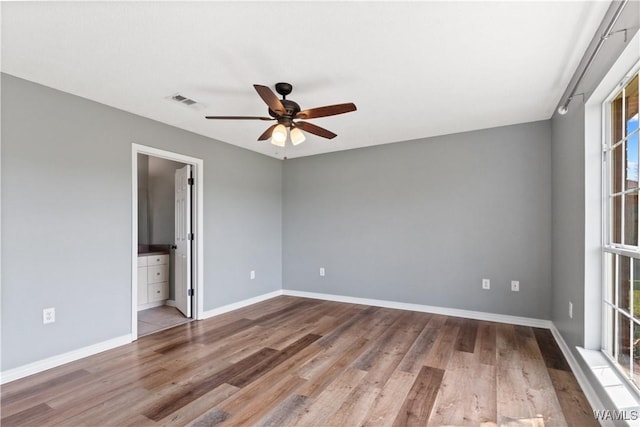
[174,164,192,317]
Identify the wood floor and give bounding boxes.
[1,296,597,426]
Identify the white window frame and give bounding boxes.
[602,61,640,391]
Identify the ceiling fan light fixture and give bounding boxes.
[290,127,306,146]
[206,83,357,143]
[271,124,287,147]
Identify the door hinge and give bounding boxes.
[187,289,194,297]
[187,177,194,186]
[188,232,194,240]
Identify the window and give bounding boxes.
[604,65,640,388]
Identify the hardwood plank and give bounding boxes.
[53,387,150,426]
[547,368,599,427]
[353,310,425,371]
[477,321,497,366]
[1,369,90,406]
[214,344,322,422]
[218,375,306,426]
[186,408,230,427]
[533,328,571,371]
[1,369,91,417]
[362,370,416,426]
[426,313,448,329]
[226,333,321,387]
[392,365,444,426]
[397,325,439,373]
[143,347,277,421]
[251,298,323,328]
[194,318,256,346]
[514,324,535,338]
[295,337,370,397]
[228,295,301,320]
[424,323,459,370]
[496,323,521,368]
[429,350,496,425]
[445,316,465,328]
[314,307,371,345]
[292,367,368,426]
[325,311,430,426]
[356,310,430,386]
[455,318,479,353]
[496,365,533,423]
[253,394,308,427]
[497,325,568,426]
[0,296,595,427]
[156,383,239,427]
[326,380,381,427]
[0,403,53,427]
[123,414,158,427]
[498,415,546,426]
[212,325,282,364]
[11,361,168,426]
[254,318,326,351]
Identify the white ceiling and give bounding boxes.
[1,1,611,159]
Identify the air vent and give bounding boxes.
[166,93,205,110]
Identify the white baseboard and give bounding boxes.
[165,299,177,308]
[137,300,165,311]
[0,285,597,421]
[0,291,284,385]
[549,325,606,413]
[282,289,552,328]
[199,290,284,320]
[0,334,132,384]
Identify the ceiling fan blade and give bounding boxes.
[205,115,274,121]
[258,124,278,141]
[253,85,285,116]
[294,121,337,139]
[295,103,357,119]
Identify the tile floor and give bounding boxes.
[138,305,191,337]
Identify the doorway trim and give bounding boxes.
[131,143,204,339]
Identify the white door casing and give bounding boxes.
[132,143,203,339]
[174,164,192,317]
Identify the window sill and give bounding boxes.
[577,347,640,424]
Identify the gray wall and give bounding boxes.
[550,1,639,411]
[147,155,185,245]
[551,0,640,351]
[283,121,552,319]
[1,73,282,371]
[2,0,636,385]
[137,154,150,244]
[551,103,587,349]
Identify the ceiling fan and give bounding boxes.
[205,82,357,147]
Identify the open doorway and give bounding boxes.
[132,144,204,339]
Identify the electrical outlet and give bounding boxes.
[250,270,255,280]
[320,267,325,277]
[511,280,520,292]
[482,279,490,290]
[43,307,55,324]
[569,301,573,319]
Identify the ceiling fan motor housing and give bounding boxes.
[269,99,300,127]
